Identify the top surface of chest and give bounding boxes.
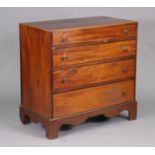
[22,16,136,31]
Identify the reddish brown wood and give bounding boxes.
[24,16,137,31]
[53,80,135,118]
[20,101,137,139]
[53,40,136,68]
[128,102,137,120]
[53,59,135,92]
[134,24,138,101]
[20,24,52,118]
[20,16,138,139]
[53,24,137,46]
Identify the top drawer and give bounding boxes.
[52,24,137,46]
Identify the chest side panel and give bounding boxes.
[20,24,52,118]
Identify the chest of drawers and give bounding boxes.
[19,16,138,139]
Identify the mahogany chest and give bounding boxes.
[19,16,138,139]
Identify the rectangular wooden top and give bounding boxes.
[20,16,137,31]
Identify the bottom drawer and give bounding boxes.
[53,80,135,118]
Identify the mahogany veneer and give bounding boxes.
[19,16,138,139]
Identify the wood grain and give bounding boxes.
[53,59,135,92]
[20,16,138,139]
[53,24,137,46]
[53,40,136,68]
[20,24,52,118]
[53,80,135,118]
[23,16,137,31]
[20,101,137,139]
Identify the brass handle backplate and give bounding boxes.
[122,67,128,73]
[122,47,128,52]
[121,90,127,96]
[61,35,68,42]
[61,54,68,61]
[123,29,129,35]
[61,77,69,83]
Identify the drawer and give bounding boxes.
[53,24,137,46]
[53,40,136,68]
[53,59,135,92]
[53,80,135,118]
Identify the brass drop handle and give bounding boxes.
[122,47,128,52]
[121,90,127,96]
[61,35,68,42]
[122,66,128,73]
[123,29,129,35]
[61,77,69,83]
[61,54,68,61]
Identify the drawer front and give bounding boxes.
[53,24,137,46]
[53,80,135,118]
[53,59,135,92]
[53,40,136,68]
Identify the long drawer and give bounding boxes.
[53,80,135,118]
[53,40,136,68]
[52,24,137,46]
[53,59,135,92]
